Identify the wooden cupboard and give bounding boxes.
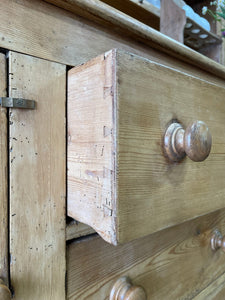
[0,0,225,299]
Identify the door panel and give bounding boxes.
[0,53,8,285]
[9,52,66,299]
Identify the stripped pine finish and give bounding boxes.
[44,0,225,80]
[0,0,224,87]
[9,52,66,300]
[0,53,8,285]
[0,0,223,299]
[67,208,225,300]
[193,271,225,300]
[68,48,225,245]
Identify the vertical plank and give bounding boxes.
[160,0,186,43]
[9,52,66,299]
[67,50,116,244]
[216,18,225,65]
[0,53,8,285]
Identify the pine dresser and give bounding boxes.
[0,0,225,299]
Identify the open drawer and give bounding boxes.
[67,49,225,245]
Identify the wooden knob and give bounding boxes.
[110,276,146,300]
[0,279,11,300]
[211,229,225,252]
[164,120,212,162]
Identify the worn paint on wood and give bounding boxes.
[9,52,66,300]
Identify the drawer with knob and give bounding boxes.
[67,48,225,245]
[67,208,225,300]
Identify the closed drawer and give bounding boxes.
[68,48,225,245]
[67,209,225,300]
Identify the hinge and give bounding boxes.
[0,97,35,109]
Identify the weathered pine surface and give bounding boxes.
[0,53,8,285]
[44,0,225,81]
[67,208,225,299]
[193,271,225,300]
[0,1,223,299]
[99,0,160,30]
[67,50,117,244]
[0,0,224,86]
[9,52,66,300]
[68,48,225,244]
[0,0,165,72]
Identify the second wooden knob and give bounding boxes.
[110,276,146,300]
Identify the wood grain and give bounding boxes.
[9,52,66,299]
[0,0,224,88]
[67,208,225,300]
[44,0,225,81]
[99,0,160,30]
[116,49,225,243]
[193,271,225,300]
[68,49,225,244]
[67,50,117,244]
[0,53,9,285]
[0,0,161,69]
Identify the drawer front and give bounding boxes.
[193,272,225,300]
[68,48,225,245]
[67,209,225,300]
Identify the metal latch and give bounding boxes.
[0,97,35,109]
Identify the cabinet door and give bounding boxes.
[0,53,9,286]
[8,52,66,300]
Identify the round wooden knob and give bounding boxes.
[211,230,225,252]
[164,120,212,162]
[0,279,11,300]
[110,276,146,300]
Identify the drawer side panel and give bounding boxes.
[67,50,117,244]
